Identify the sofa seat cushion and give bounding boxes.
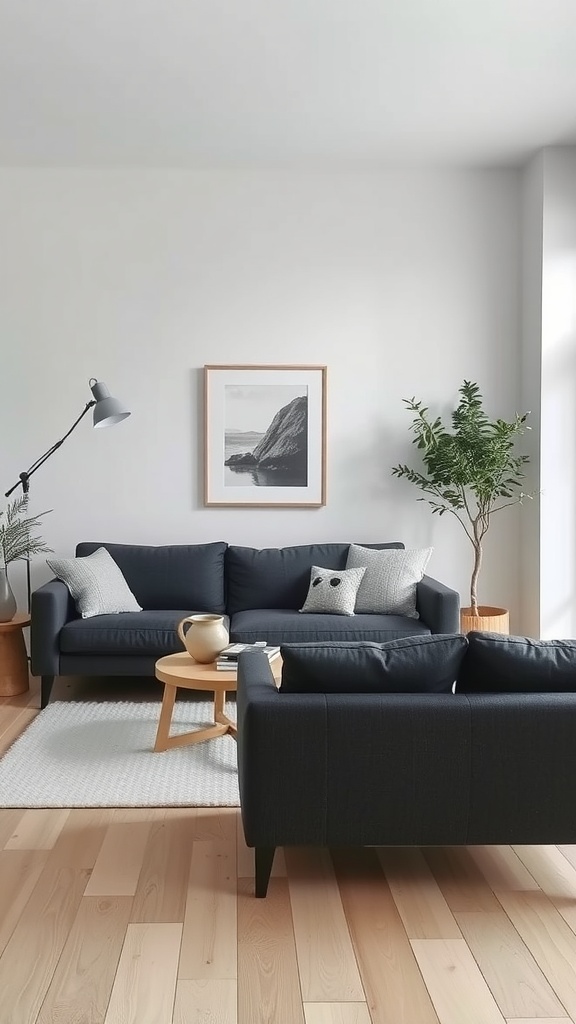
[75,541,228,612]
[279,634,468,693]
[457,631,576,693]
[230,608,430,645]
[60,611,230,656]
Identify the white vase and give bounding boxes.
[177,613,229,663]
[0,567,17,622]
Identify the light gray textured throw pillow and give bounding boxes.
[300,565,366,616]
[345,544,432,617]
[47,546,142,618]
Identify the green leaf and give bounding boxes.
[0,497,52,567]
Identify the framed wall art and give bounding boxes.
[204,364,327,507]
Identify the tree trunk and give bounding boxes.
[470,543,482,613]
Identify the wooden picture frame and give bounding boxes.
[204,364,327,507]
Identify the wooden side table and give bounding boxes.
[0,613,31,697]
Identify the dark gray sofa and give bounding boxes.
[31,540,459,707]
[236,633,576,896]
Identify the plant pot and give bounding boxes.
[460,606,509,635]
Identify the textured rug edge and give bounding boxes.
[0,700,240,809]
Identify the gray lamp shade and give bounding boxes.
[89,380,131,428]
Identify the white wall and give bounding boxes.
[520,154,543,637]
[539,148,576,638]
[0,168,522,620]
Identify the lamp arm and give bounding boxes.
[4,400,96,498]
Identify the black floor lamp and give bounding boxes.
[4,378,131,611]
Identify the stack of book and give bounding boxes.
[216,642,281,671]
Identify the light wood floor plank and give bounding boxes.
[377,846,462,939]
[130,813,194,922]
[238,876,306,1024]
[455,910,566,1019]
[47,807,114,868]
[332,847,440,1024]
[0,808,26,848]
[103,922,182,1024]
[512,845,576,935]
[84,820,151,896]
[179,839,237,980]
[173,979,237,1024]
[411,937,506,1024]
[303,1003,372,1024]
[513,846,576,900]
[468,845,540,891]
[0,705,38,754]
[422,846,502,913]
[496,889,576,1020]
[0,850,48,956]
[4,807,70,849]
[286,847,365,1001]
[558,846,576,873]
[191,807,237,841]
[504,1018,573,1023]
[0,865,90,1024]
[111,807,165,823]
[36,895,133,1024]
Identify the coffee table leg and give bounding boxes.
[154,682,230,751]
[154,683,177,752]
[214,689,237,739]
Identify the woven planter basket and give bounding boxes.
[460,606,509,635]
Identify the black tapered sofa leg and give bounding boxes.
[41,675,55,709]
[255,847,276,897]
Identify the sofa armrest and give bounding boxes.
[31,580,72,676]
[236,652,329,849]
[416,575,460,633]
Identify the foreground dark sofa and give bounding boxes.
[236,632,576,896]
[31,540,459,707]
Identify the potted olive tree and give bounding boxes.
[0,495,51,620]
[392,380,531,633]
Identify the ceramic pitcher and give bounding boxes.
[177,613,229,663]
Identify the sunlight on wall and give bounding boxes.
[540,252,576,638]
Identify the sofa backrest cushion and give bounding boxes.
[75,542,227,612]
[279,634,468,694]
[225,542,404,613]
[457,631,576,693]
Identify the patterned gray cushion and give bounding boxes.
[47,546,143,619]
[346,544,432,617]
[300,565,366,616]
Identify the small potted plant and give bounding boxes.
[392,380,532,633]
[0,495,51,621]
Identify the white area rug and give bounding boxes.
[0,701,240,808]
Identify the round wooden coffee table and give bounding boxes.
[153,651,281,752]
[0,613,31,697]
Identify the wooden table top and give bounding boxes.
[0,613,31,632]
[155,650,282,690]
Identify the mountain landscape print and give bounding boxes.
[224,384,308,487]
